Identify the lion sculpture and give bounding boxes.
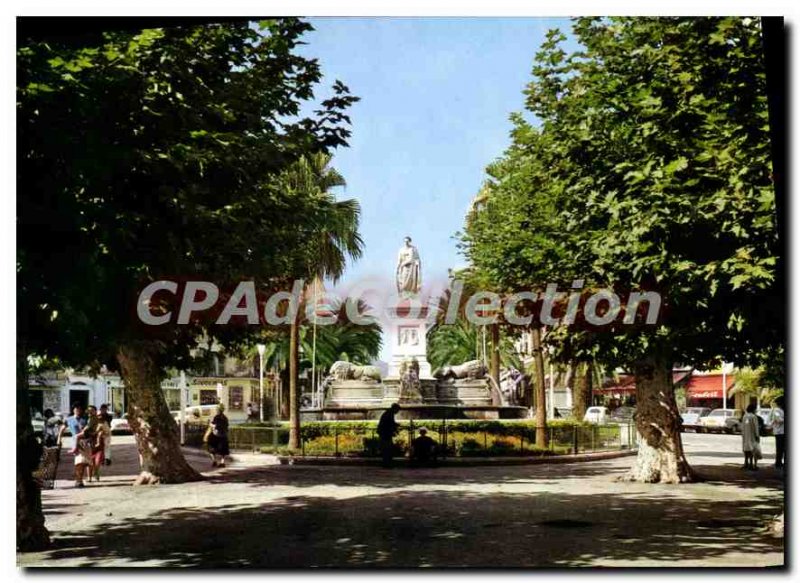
[329,360,382,383]
[432,359,487,381]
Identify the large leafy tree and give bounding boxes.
[460,132,573,447]
[462,17,781,483]
[18,19,359,549]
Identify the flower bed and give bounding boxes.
[241,419,631,457]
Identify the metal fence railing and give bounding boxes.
[185,420,636,458]
[183,423,287,452]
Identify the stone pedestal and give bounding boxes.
[436,379,494,407]
[325,380,384,408]
[385,303,434,379]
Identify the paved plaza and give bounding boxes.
[18,433,784,568]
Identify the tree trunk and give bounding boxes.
[116,342,203,485]
[626,353,693,484]
[531,326,548,448]
[490,323,501,390]
[572,362,592,420]
[288,319,301,449]
[278,367,290,420]
[17,343,50,552]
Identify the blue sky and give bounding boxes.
[296,17,575,359]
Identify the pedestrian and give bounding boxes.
[411,427,437,466]
[81,405,102,481]
[66,403,91,487]
[90,407,111,482]
[741,403,761,471]
[207,403,230,467]
[99,403,113,465]
[246,402,254,422]
[377,403,401,468]
[769,396,785,469]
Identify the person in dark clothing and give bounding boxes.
[377,403,401,467]
[770,396,785,469]
[411,427,437,466]
[207,404,230,467]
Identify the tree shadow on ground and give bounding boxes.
[690,463,785,491]
[27,485,784,568]
[204,460,631,490]
[54,443,212,483]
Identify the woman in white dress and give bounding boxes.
[741,403,761,471]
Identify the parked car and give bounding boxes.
[583,406,608,424]
[681,407,711,426]
[608,406,635,423]
[110,414,132,434]
[756,408,773,428]
[699,409,738,430]
[183,404,219,424]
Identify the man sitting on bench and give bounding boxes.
[411,427,438,466]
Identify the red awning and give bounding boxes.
[685,374,735,400]
[596,374,636,394]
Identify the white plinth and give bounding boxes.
[385,305,433,379]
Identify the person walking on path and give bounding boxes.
[769,396,785,469]
[66,403,91,487]
[207,404,230,467]
[377,403,401,468]
[741,403,761,471]
[99,404,113,466]
[89,407,111,481]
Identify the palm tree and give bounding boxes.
[280,153,363,448]
[427,318,523,372]
[241,298,381,394]
[312,302,382,370]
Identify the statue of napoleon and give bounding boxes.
[396,236,421,296]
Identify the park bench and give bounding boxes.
[32,445,62,490]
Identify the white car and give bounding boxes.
[756,408,772,428]
[110,414,132,434]
[583,406,608,424]
[699,409,738,429]
[181,405,219,423]
[681,407,711,426]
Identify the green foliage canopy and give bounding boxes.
[18,20,361,370]
[461,17,782,373]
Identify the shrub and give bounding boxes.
[196,418,621,456]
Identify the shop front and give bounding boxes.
[685,373,736,410]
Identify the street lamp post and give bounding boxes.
[722,363,727,409]
[549,362,555,420]
[257,344,266,422]
[179,371,187,445]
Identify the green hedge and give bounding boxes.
[290,419,595,441]
[193,419,626,454]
